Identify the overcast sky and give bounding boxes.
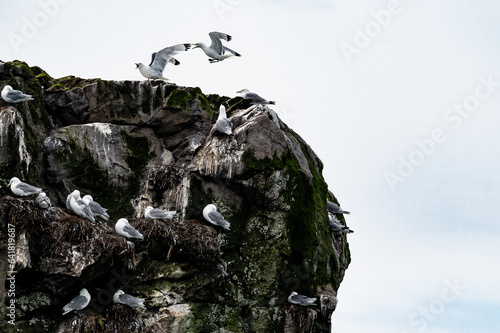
[2,1,500,332]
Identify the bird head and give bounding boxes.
[135,63,141,69]
[192,43,202,49]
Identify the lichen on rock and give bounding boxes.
[0,61,351,333]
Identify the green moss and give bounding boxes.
[166,89,190,109]
[120,130,156,173]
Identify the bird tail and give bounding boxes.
[269,101,276,105]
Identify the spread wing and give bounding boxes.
[150,44,190,75]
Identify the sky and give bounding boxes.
[2,1,500,332]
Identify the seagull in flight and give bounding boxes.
[135,43,191,80]
[1,85,34,103]
[193,31,241,63]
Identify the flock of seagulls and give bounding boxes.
[6,175,233,314]
[2,31,352,313]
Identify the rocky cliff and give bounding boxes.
[0,60,351,332]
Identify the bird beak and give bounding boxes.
[135,63,139,69]
[192,44,199,49]
[236,89,242,93]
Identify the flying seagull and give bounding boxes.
[113,290,146,309]
[82,195,110,221]
[7,177,42,196]
[1,85,34,103]
[237,89,276,105]
[115,218,144,240]
[62,288,91,315]
[287,291,317,306]
[328,213,353,234]
[35,192,51,209]
[135,43,191,80]
[203,204,230,230]
[68,190,95,222]
[327,201,350,215]
[215,105,232,135]
[144,206,177,220]
[193,31,241,63]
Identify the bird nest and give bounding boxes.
[57,309,147,333]
[133,218,221,268]
[0,196,45,234]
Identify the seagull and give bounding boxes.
[215,105,232,135]
[287,291,317,306]
[144,206,177,220]
[115,218,144,240]
[1,85,34,103]
[193,31,241,63]
[62,288,91,315]
[7,177,42,196]
[113,290,146,309]
[68,190,95,222]
[328,213,353,234]
[135,43,191,80]
[35,192,51,209]
[202,204,230,230]
[82,195,110,221]
[237,89,276,105]
[327,201,350,215]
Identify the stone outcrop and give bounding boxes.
[0,60,351,332]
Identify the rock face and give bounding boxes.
[0,61,351,332]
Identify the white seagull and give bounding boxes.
[82,195,110,221]
[1,85,34,103]
[215,105,232,135]
[115,218,144,240]
[328,213,353,234]
[135,43,191,80]
[62,288,91,315]
[7,177,42,196]
[327,201,350,215]
[202,204,230,230]
[193,31,241,63]
[287,291,317,306]
[237,89,276,105]
[144,206,177,220]
[35,192,51,209]
[113,290,146,309]
[68,190,95,222]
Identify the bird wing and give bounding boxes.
[149,208,175,219]
[17,182,41,193]
[7,89,31,100]
[118,293,145,307]
[292,294,316,304]
[207,210,228,226]
[208,32,228,54]
[148,52,157,66]
[64,295,88,312]
[222,45,240,56]
[245,92,268,103]
[151,44,190,74]
[88,201,108,214]
[216,118,233,135]
[123,224,143,239]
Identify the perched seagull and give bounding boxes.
[115,218,144,240]
[144,206,177,220]
[135,43,191,80]
[202,204,230,230]
[113,290,146,309]
[35,192,51,209]
[82,195,110,221]
[328,213,353,234]
[193,31,241,63]
[7,177,42,196]
[237,89,276,105]
[62,288,91,315]
[68,190,95,223]
[215,105,232,135]
[327,201,350,215]
[1,85,34,103]
[288,291,317,306]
